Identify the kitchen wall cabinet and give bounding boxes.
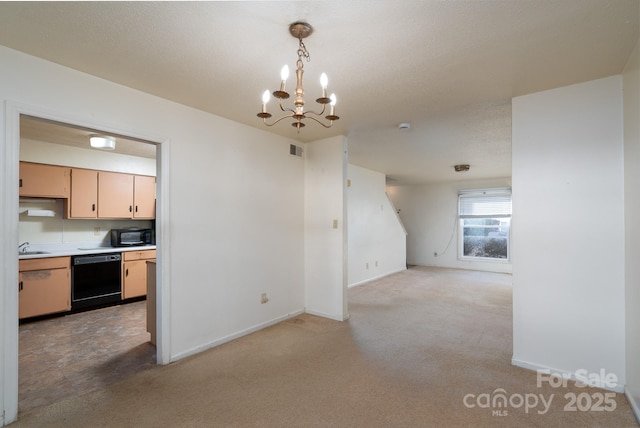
[133,175,156,219]
[98,171,134,218]
[67,168,98,218]
[122,249,156,299]
[19,257,71,319]
[66,168,155,219]
[19,162,70,198]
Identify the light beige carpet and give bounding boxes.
[9,266,638,427]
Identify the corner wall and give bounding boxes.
[304,136,348,320]
[347,164,406,287]
[512,76,625,389]
[623,12,640,418]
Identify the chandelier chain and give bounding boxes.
[297,39,310,64]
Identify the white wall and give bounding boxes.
[512,76,625,390]
[0,46,307,424]
[304,136,348,321]
[624,13,640,417]
[387,178,512,274]
[347,164,406,287]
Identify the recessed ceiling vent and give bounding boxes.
[290,144,303,158]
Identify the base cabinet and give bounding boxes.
[122,250,156,299]
[19,257,71,319]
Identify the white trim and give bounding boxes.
[305,308,349,321]
[511,358,625,393]
[624,387,640,425]
[2,101,172,424]
[170,310,305,362]
[348,267,407,288]
[155,137,172,365]
[2,101,21,425]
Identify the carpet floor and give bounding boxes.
[9,266,639,427]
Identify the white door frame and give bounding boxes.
[2,101,172,424]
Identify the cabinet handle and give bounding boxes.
[19,178,23,188]
[135,205,138,212]
[129,205,133,213]
[19,281,23,291]
[92,203,96,212]
[125,268,129,277]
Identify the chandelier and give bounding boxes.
[257,22,339,132]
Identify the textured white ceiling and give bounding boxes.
[1,1,637,184]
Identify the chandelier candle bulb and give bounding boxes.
[257,90,272,118]
[280,65,289,91]
[326,93,339,121]
[320,73,328,98]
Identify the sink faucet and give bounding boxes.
[18,242,29,253]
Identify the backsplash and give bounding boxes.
[19,199,153,245]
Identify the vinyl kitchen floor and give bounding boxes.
[18,300,156,414]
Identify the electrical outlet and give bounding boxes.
[260,293,269,304]
[332,219,339,229]
[93,227,101,236]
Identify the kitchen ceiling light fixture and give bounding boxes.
[89,135,116,150]
[257,22,339,132]
[454,164,470,172]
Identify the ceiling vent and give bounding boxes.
[290,144,303,158]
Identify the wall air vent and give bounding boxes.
[290,144,303,158]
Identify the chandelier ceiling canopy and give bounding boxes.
[257,22,339,132]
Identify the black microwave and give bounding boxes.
[110,228,155,247]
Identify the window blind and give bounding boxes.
[458,188,511,218]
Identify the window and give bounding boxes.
[458,188,511,261]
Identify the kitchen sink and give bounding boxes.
[19,251,50,255]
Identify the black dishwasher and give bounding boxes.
[71,253,122,310]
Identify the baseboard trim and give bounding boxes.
[511,358,625,393]
[304,308,349,321]
[171,309,305,362]
[625,387,640,425]
[348,267,407,288]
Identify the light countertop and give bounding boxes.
[18,243,156,260]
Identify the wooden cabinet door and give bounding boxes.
[133,175,156,219]
[19,267,70,319]
[69,168,98,218]
[19,162,70,198]
[98,171,134,218]
[123,250,156,261]
[122,260,147,299]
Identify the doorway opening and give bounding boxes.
[17,115,160,413]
